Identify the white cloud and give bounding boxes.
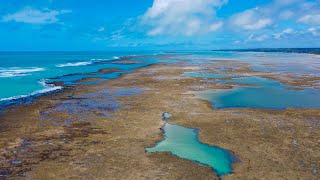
[295,0,320,26]
[209,21,224,31]
[2,7,71,24]
[279,10,294,20]
[247,34,269,42]
[307,27,320,36]
[141,0,228,36]
[230,8,272,30]
[282,1,320,26]
[273,0,302,7]
[229,0,318,31]
[273,28,296,39]
[97,27,105,32]
[298,14,320,25]
[283,28,294,34]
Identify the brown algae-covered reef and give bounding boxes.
[0,55,319,179]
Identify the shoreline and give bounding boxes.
[0,56,155,111]
[0,55,139,108]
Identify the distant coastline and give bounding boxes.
[212,48,320,55]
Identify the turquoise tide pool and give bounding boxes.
[195,76,320,109]
[146,123,237,177]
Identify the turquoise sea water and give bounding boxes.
[0,51,163,106]
[146,123,236,177]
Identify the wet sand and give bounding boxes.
[0,60,319,179]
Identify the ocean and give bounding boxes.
[0,51,162,106]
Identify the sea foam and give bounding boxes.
[0,79,63,106]
[55,61,92,68]
[0,67,45,78]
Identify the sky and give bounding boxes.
[0,0,319,51]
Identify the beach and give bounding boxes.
[0,54,319,179]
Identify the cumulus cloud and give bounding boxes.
[298,14,320,25]
[247,34,270,42]
[276,0,320,26]
[270,27,320,42]
[229,0,313,31]
[307,27,320,36]
[141,0,228,36]
[2,7,71,24]
[231,8,272,30]
[273,28,296,39]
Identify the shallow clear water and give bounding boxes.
[146,123,236,177]
[183,72,236,78]
[195,77,320,109]
[177,51,320,76]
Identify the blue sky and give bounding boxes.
[0,0,319,50]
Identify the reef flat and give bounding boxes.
[0,57,319,179]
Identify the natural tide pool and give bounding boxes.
[146,123,237,177]
[195,76,320,110]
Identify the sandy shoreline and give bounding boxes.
[0,59,319,179]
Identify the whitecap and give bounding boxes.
[55,61,92,68]
[0,67,45,78]
[0,79,63,104]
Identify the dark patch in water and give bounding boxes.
[49,68,125,86]
[39,88,143,124]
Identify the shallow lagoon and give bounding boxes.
[195,76,320,109]
[146,123,237,177]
